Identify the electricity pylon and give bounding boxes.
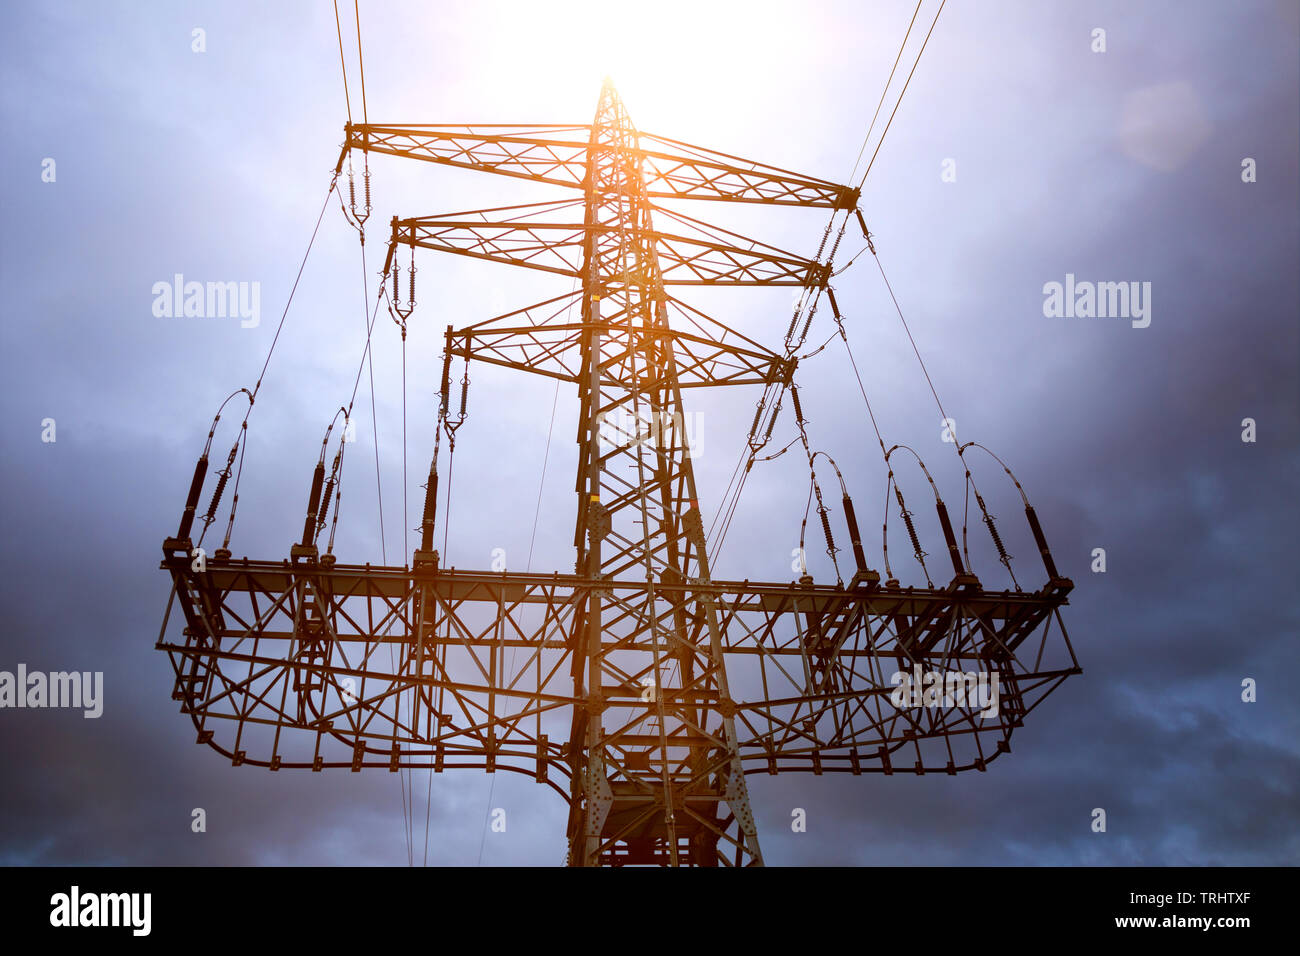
[159,81,1079,867]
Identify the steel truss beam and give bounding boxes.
[441,290,793,388]
[341,123,861,208]
[387,200,831,287]
[158,555,1078,860]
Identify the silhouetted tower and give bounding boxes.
[160,81,1079,867]
[567,84,765,865]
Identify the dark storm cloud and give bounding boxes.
[0,0,1295,866]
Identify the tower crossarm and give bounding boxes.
[442,291,794,388]
[342,123,859,208]
[386,206,832,287]
[157,555,1078,785]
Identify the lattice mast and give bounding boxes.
[561,84,763,865]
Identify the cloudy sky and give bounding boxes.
[1,0,1296,866]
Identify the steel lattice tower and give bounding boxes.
[568,85,763,865]
[159,81,1080,867]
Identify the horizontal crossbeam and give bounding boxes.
[342,123,860,208]
[389,205,830,286]
[443,291,793,388]
[158,549,1079,787]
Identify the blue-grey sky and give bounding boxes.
[1,0,1297,865]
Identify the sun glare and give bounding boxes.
[488,0,775,135]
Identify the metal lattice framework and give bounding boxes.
[159,82,1079,867]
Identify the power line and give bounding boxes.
[706,2,938,561]
[872,247,947,427]
[332,1,352,126]
[354,0,369,126]
[334,0,416,866]
[251,178,337,405]
[846,0,923,185]
[858,0,948,190]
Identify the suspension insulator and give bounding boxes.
[204,445,238,523]
[895,487,924,561]
[814,225,830,262]
[790,385,805,424]
[819,506,836,555]
[747,400,765,440]
[348,164,356,210]
[205,469,231,524]
[391,263,401,309]
[903,511,924,562]
[177,454,209,540]
[458,373,469,419]
[1024,504,1057,579]
[439,332,453,418]
[828,227,845,261]
[784,307,802,344]
[799,303,818,343]
[317,476,336,532]
[408,264,417,311]
[984,511,1011,567]
[935,500,965,576]
[842,493,868,573]
[762,400,781,441]
[363,168,372,216]
[420,463,439,553]
[302,461,326,547]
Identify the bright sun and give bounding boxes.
[476,0,776,135]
